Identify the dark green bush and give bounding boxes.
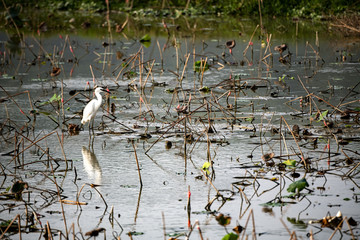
[1,0,359,17]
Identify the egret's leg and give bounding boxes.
[91,119,95,136]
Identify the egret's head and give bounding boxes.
[94,86,111,94]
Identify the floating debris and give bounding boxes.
[226,40,236,54]
[50,67,61,77]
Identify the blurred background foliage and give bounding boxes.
[1,0,359,18]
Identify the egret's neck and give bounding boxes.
[95,91,103,102]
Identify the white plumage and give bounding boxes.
[81,87,107,125]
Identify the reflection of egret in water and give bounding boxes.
[81,146,102,185]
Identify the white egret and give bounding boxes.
[81,87,110,130]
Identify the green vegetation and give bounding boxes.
[1,0,359,18]
[1,0,358,39]
[287,178,309,193]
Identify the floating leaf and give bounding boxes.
[127,231,144,236]
[245,117,254,122]
[39,93,61,106]
[168,236,180,240]
[262,152,274,162]
[287,178,309,193]
[140,34,151,48]
[85,228,105,237]
[192,210,209,215]
[49,93,61,103]
[0,219,18,230]
[11,181,28,200]
[199,86,210,93]
[140,34,151,42]
[11,181,28,194]
[317,110,328,122]
[39,101,49,106]
[260,201,288,207]
[290,172,300,178]
[222,233,239,240]
[283,159,296,167]
[38,111,52,116]
[165,88,175,93]
[123,71,137,79]
[234,74,242,80]
[216,213,231,226]
[278,74,286,82]
[287,217,307,229]
[141,41,151,48]
[194,60,209,72]
[261,40,266,48]
[202,161,211,170]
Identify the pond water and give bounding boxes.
[0,13,360,240]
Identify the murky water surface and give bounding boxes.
[1,14,360,239]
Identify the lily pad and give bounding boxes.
[194,60,209,72]
[39,93,61,106]
[287,178,309,193]
[140,34,151,48]
[283,159,296,167]
[222,233,239,240]
[287,217,307,229]
[199,86,210,93]
[140,34,151,42]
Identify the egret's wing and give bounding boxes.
[81,99,97,124]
